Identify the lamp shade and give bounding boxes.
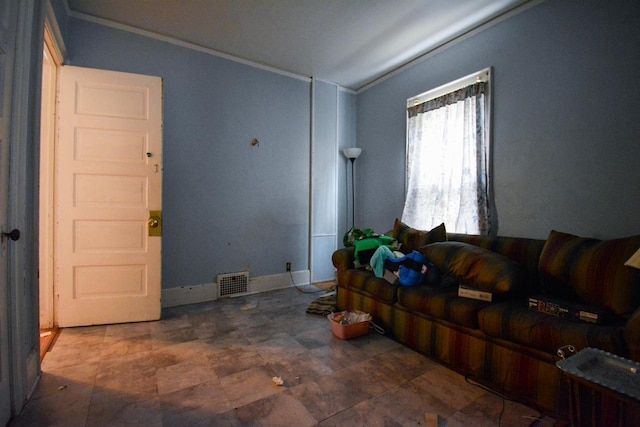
[343,147,362,159]
[625,248,640,269]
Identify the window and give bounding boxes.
[402,68,491,234]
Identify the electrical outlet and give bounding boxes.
[286,262,291,272]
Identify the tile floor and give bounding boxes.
[9,285,559,426]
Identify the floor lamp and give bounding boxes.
[343,148,362,231]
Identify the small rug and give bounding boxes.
[314,281,336,291]
[306,292,336,316]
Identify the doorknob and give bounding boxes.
[148,210,162,237]
[2,229,20,241]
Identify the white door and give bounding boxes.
[56,66,163,327]
[0,0,18,423]
[311,79,338,282]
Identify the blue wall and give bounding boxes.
[57,0,640,294]
[65,18,311,289]
[357,0,640,240]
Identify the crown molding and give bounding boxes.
[66,8,313,84]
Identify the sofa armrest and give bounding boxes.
[332,247,355,271]
[624,306,640,362]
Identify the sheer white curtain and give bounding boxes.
[402,83,490,234]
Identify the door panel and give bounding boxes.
[0,0,17,423]
[56,66,162,327]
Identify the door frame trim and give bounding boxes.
[39,37,58,330]
[43,1,67,65]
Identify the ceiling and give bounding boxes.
[66,0,533,91]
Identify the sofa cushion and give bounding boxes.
[538,230,640,317]
[337,269,398,305]
[423,242,526,296]
[397,285,487,329]
[478,302,626,356]
[392,219,446,253]
[447,233,545,275]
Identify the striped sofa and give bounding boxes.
[332,219,640,420]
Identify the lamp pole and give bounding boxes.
[349,157,356,229]
[342,148,362,231]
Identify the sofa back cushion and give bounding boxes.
[447,233,545,274]
[423,241,526,295]
[446,233,545,294]
[391,219,446,252]
[538,230,640,318]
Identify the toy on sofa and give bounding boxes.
[384,250,431,286]
[343,227,376,247]
[354,234,396,265]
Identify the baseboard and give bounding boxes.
[162,282,218,308]
[161,270,311,308]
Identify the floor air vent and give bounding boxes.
[217,271,249,297]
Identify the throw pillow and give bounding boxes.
[391,218,446,253]
[538,230,640,318]
[423,241,526,295]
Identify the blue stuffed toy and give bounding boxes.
[384,250,430,286]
